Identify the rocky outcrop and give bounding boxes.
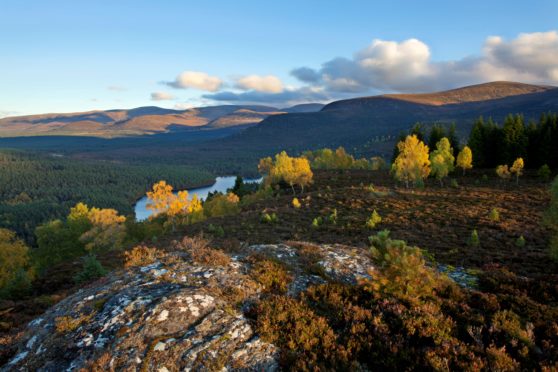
[4,242,374,371]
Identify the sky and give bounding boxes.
[1,0,557,116]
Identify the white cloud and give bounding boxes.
[235,75,284,93]
[291,31,558,93]
[150,91,176,101]
[203,86,333,107]
[165,71,223,92]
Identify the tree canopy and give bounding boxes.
[392,135,431,188]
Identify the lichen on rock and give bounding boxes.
[5,241,375,371]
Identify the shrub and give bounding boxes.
[327,209,338,225]
[486,345,520,371]
[538,164,552,181]
[0,268,33,300]
[370,156,387,171]
[0,229,32,298]
[292,198,301,209]
[365,210,382,229]
[191,247,230,267]
[261,212,278,224]
[489,208,500,222]
[468,229,480,247]
[367,230,443,303]
[175,235,230,266]
[240,185,274,206]
[250,259,292,294]
[311,217,323,228]
[253,295,337,368]
[203,192,240,217]
[206,223,225,237]
[74,255,107,284]
[516,235,526,248]
[450,179,459,188]
[491,309,534,347]
[496,165,511,180]
[124,245,160,267]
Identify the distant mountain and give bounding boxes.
[280,103,325,113]
[0,104,321,138]
[220,81,558,156]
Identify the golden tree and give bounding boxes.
[80,207,126,252]
[510,158,524,184]
[146,180,175,215]
[290,157,313,193]
[264,151,313,194]
[392,135,431,188]
[146,181,204,229]
[456,146,473,175]
[429,137,455,186]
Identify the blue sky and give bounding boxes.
[1,0,557,116]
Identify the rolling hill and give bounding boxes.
[1,81,557,163]
[0,104,322,138]
[218,81,558,156]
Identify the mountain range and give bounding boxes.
[217,81,558,156]
[0,104,325,137]
[1,81,557,159]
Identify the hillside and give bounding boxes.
[220,81,558,156]
[2,169,557,370]
[0,104,321,138]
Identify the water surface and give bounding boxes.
[134,176,262,221]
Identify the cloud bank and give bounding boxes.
[234,75,284,93]
[290,31,558,94]
[165,71,223,92]
[164,31,558,107]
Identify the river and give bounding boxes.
[134,176,262,221]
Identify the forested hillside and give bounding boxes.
[0,150,214,241]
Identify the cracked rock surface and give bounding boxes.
[5,242,374,371]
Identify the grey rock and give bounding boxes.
[5,241,375,371]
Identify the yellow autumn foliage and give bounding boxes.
[392,135,431,188]
[456,146,473,175]
[264,151,313,193]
